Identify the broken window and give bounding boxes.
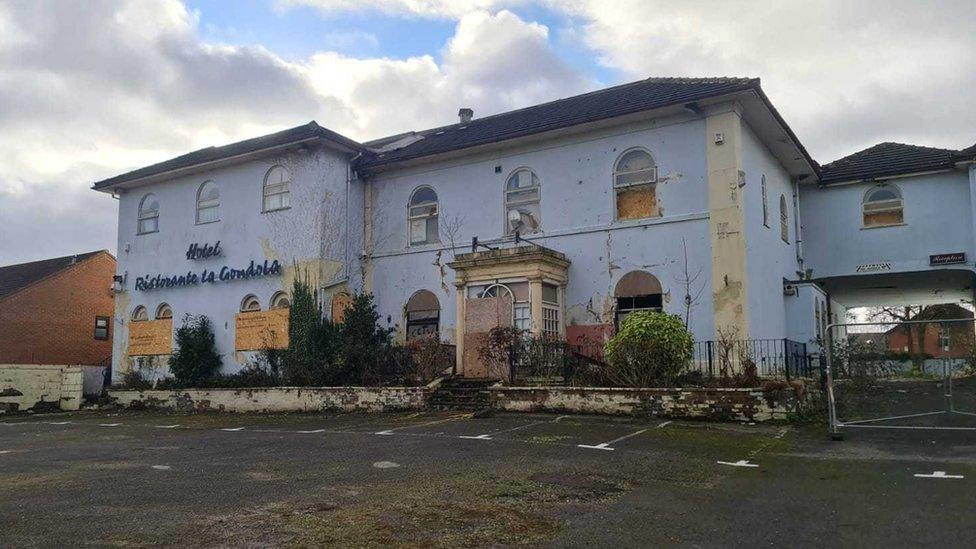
[240,294,261,312]
[406,289,440,340]
[761,174,769,228]
[408,186,439,245]
[270,291,290,309]
[155,303,173,320]
[779,194,789,243]
[131,306,148,322]
[614,149,658,221]
[505,169,541,234]
[862,184,904,228]
[614,270,663,327]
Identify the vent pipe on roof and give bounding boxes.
[458,108,473,124]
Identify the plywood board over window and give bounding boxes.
[128,319,173,356]
[616,186,657,220]
[235,309,289,351]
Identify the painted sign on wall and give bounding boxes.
[134,259,282,291]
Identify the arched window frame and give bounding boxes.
[269,291,290,309]
[262,165,291,212]
[155,303,173,320]
[137,193,159,235]
[405,289,441,340]
[408,186,439,245]
[862,184,904,228]
[131,306,148,322]
[779,194,789,243]
[761,174,769,228]
[613,270,663,328]
[195,180,220,224]
[504,168,541,235]
[613,148,659,221]
[240,294,261,312]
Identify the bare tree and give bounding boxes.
[673,238,705,327]
[439,212,466,260]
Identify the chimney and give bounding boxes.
[458,108,473,124]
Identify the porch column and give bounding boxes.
[529,277,543,335]
[454,279,466,375]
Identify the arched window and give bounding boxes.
[469,282,530,330]
[262,165,291,212]
[240,294,261,312]
[408,186,439,245]
[613,149,658,220]
[155,303,173,320]
[137,193,159,234]
[405,290,440,340]
[196,180,220,224]
[779,194,789,243]
[505,168,541,234]
[331,292,352,323]
[614,270,663,327]
[862,184,904,228]
[270,291,290,309]
[131,306,148,322]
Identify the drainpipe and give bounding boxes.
[345,153,362,285]
[792,177,804,274]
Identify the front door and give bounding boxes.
[462,294,512,379]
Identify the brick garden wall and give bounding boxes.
[490,385,813,422]
[0,252,116,365]
[0,364,84,412]
[109,386,429,413]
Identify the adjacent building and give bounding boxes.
[0,251,116,365]
[91,76,976,380]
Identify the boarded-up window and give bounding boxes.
[614,270,663,327]
[235,309,289,351]
[779,194,789,243]
[331,292,352,323]
[406,290,440,340]
[129,319,173,356]
[614,149,658,220]
[863,184,904,228]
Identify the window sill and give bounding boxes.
[861,223,907,230]
[408,240,442,249]
[195,219,220,226]
[262,206,291,214]
[136,230,159,236]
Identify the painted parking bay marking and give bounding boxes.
[98,423,122,427]
[155,424,181,429]
[220,427,247,432]
[915,471,964,479]
[717,460,759,468]
[458,434,493,441]
[578,428,649,451]
[458,418,551,441]
[374,415,463,436]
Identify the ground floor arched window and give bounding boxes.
[405,290,440,340]
[614,270,663,327]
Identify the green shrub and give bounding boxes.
[278,269,344,385]
[340,293,396,385]
[604,311,694,387]
[169,314,222,386]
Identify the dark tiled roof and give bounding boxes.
[820,142,959,184]
[92,122,364,190]
[0,251,106,301]
[958,143,976,160]
[359,77,764,170]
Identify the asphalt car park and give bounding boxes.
[1,410,975,547]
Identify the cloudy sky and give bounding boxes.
[1,0,974,266]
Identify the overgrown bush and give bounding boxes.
[339,293,396,385]
[405,333,454,383]
[603,311,694,387]
[278,270,344,386]
[169,314,222,386]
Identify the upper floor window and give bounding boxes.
[240,294,261,312]
[613,149,658,220]
[131,306,148,322]
[408,186,439,245]
[155,303,173,320]
[779,194,789,243]
[137,194,159,234]
[196,180,220,224]
[270,291,291,309]
[761,174,769,228]
[505,168,541,234]
[263,166,291,212]
[94,316,109,340]
[862,184,904,228]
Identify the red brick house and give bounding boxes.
[885,304,976,359]
[0,251,116,365]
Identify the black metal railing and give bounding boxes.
[506,337,814,386]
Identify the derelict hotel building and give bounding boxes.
[93,77,976,380]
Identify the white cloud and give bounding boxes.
[0,2,588,264]
[277,0,518,19]
[552,0,976,161]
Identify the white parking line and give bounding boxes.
[656,421,672,429]
[914,471,964,479]
[220,427,246,432]
[0,450,13,455]
[295,429,326,434]
[151,465,172,471]
[717,460,759,468]
[458,434,493,440]
[48,421,72,425]
[372,415,463,436]
[98,423,122,427]
[155,424,181,429]
[577,428,649,451]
